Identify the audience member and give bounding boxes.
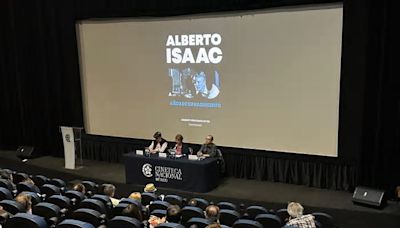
[166,205,181,223]
[0,206,9,227]
[206,223,221,228]
[15,192,32,214]
[188,198,198,207]
[21,177,40,193]
[148,214,166,228]
[103,184,120,206]
[144,183,157,193]
[72,183,86,195]
[286,202,316,228]
[205,205,220,223]
[122,203,143,221]
[129,192,142,202]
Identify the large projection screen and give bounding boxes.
[77,4,342,157]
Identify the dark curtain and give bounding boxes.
[0,0,83,156]
[1,0,398,193]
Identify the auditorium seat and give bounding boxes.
[47,195,71,210]
[22,191,42,205]
[276,208,290,223]
[40,184,60,198]
[32,202,61,226]
[78,198,107,214]
[110,203,129,218]
[149,200,170,212]
[108,216,142,228]
[0,179,14,191]
[32,175,49,187]
[187,217,212,228]
[255,213,282,228]
[141,192,157,206]
[218,201,237,211]
[82,181,98,196]
[17,182,40,194]
[190,198,209,210]
[181,206,205,225]
[151,209,167,218]
[5,212,47,228]
[72,208,104,227]
[0,187,13,201]
[312,212,334,228]
[232,219,263,228]
[245,205,269,219]
[0,199,24,215]
[13,172,29,184]
[119,197,141,207]
[49,178,66,188]
[164,194,183,207]
[157,222,185,228]
[91,194,113,210]
[219,209,240,227]
[57,219,95,228]
[64,190,86,206]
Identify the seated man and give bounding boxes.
[205,205,220,224]
[103,184,120,206]
[197,135,218,158]
[148,131,168,153]
[285,202,316,228]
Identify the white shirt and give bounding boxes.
[149,141,168,153]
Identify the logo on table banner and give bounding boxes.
[65,134,71,143]
[142,163,153,178]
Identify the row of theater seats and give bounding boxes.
[0,168,335,228]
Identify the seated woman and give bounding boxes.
[172,134,191,156]
[148,131,168,153]
[15,192,32,214]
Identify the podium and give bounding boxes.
[60,126,84,169]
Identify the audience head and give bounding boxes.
[148,214,166,227]
[205,205,220,222]
[188,198,198,207]
[0,170,13,182]
[189,225,199,228]
[287,202,304,218]
[205,135,214,144]
[175,134,183,145]
[206,223,221,228]
[0,205,9,225]
[144,183,157,193]
[15,192,32,214]
[166,205,181,223]
[72,183,86,194]
[22,177,35,185]
[129,192,142,201]
[103,184,116,198]
[122,203,143,221]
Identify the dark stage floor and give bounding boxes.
[1,150,399,227]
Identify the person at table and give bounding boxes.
[197,135,218,157]
[148,131,168,153]
[173,134,191,156]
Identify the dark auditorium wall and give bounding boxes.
[0,0,398,194]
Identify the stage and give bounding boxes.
[1,150,399,227]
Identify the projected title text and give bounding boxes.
[166,33,223,64]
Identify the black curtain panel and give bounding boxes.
[1,0,398,194]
